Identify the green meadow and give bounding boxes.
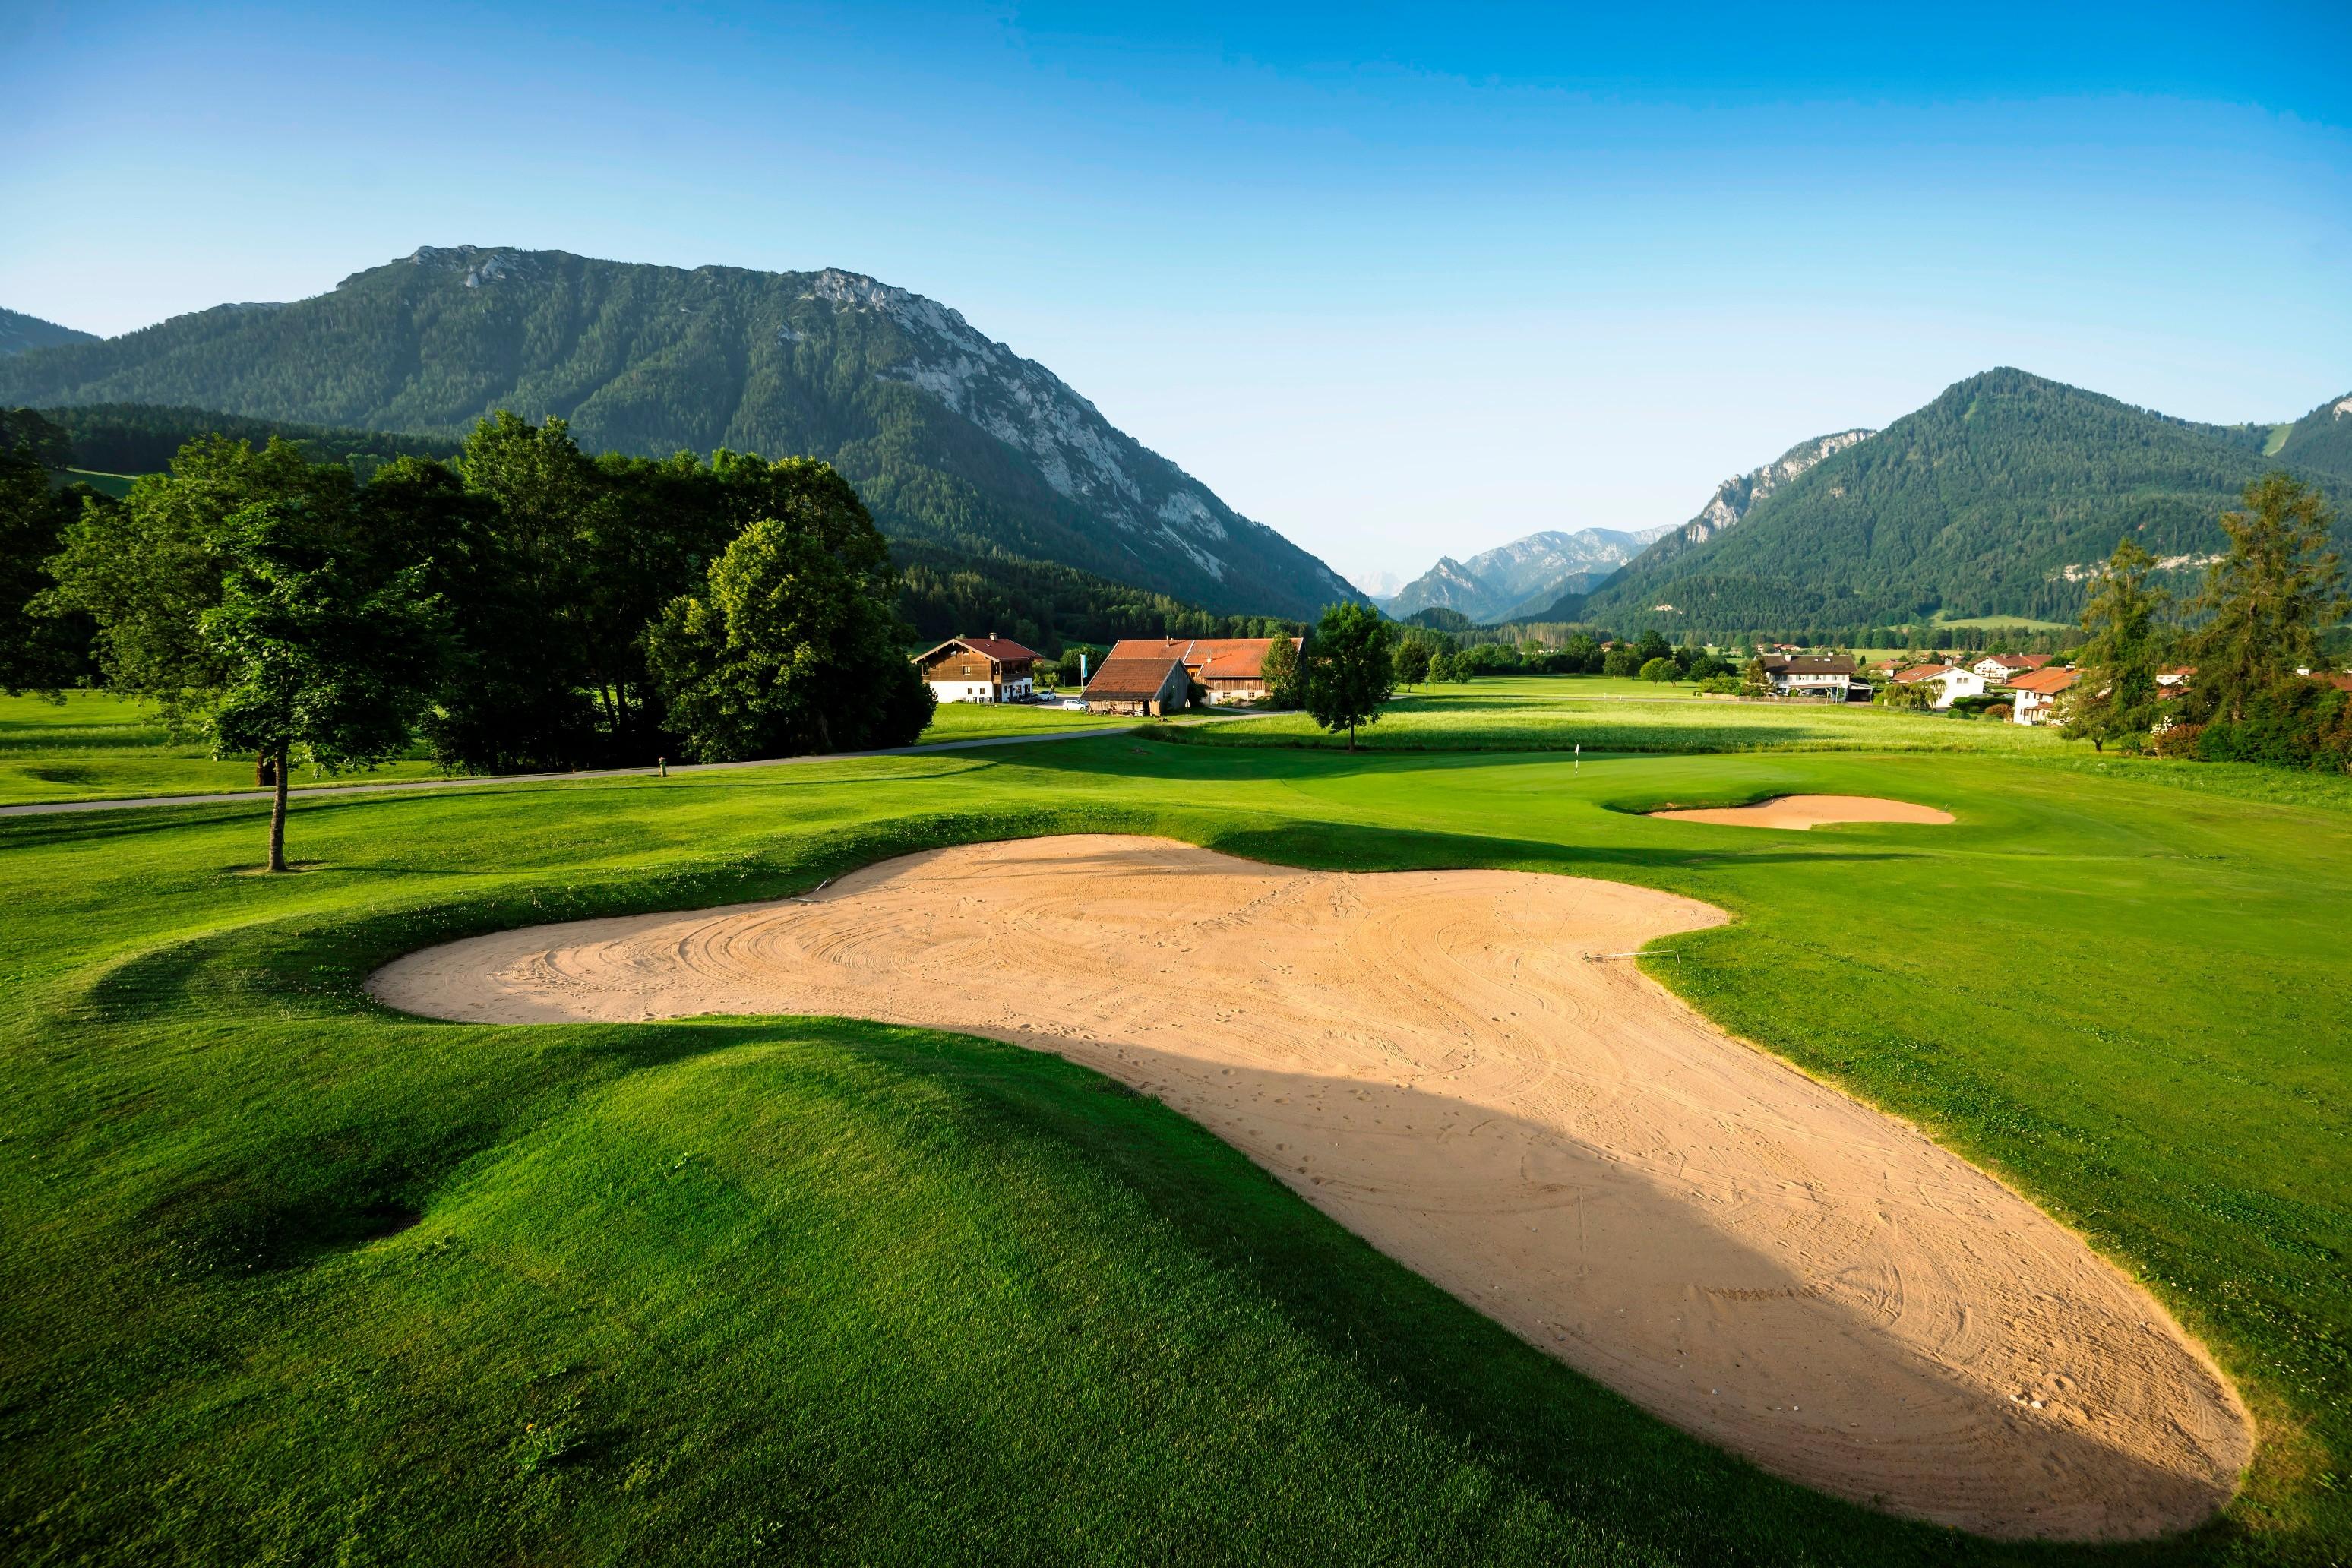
[1181,675,2063,755]
[3,695,2348,1563]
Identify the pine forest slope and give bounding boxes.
[0,248,1361,621]
[1564,368,2351,634]
[2272,387,2352,482]
[0,308,97,357]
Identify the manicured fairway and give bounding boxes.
[2,729,2347,1563]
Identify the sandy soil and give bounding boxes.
[1650,794,1956,830]
[371,835,2247,1540]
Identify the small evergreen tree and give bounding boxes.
[1260,633,1303,707]
[2059,537,2170,754]
[2189,474,2344,725]
[1392,637,1431,690]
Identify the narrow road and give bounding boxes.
[0,717,1214,820]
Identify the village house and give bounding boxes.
[2157,665,2195,688]
[1756,653,1867,700]
[1891,663,1988,710]
[1971,653,2052,684]
[1081,650,1190,716]
[1106,636,1302,705]
[2007,665,2078,724]
[911,634,1042,704]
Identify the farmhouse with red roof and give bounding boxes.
[912,634,1042,704]
[1105,635,1303,705]
[2006,665,2079,725]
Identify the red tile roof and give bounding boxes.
[915,635,1041,668]
[2008,666,2079,695]
[1082,654,1187,700]
[954,636,1041,662]
[1107,636,1299,681]
[1892,664,1958,682]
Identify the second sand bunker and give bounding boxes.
[1649,794,1956,830]
[371,834,2246,1540]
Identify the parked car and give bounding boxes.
[1060,698,1086,711]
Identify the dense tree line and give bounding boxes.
[5,408,949,863]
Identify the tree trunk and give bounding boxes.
[267,745,290,872]
[1348,720,1357,751]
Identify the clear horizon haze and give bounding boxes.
[6,0,2350,591]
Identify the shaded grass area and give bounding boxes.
[0,691,445,805]
[914,700,1133,743]
[2,738,2347,1563]
[0,691,1129,808]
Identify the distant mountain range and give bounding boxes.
[0,247,1360,621]
[1537,369,2352,634]
[1380,526,1674,622]
[0,308,97,357]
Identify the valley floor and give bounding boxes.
[2,689,2346,1564]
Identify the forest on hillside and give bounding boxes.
[1569,370,2352,638]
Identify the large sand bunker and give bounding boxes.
[371,835,2247,1539]
[1650,794,1956,830]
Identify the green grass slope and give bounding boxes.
[0,250,1359,619]
[2,726,2347,1562]
[1572,368,2346,635]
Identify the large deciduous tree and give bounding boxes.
[646,472,934,762]
[203,503,447,871]
[1303,602,1396,750]
[40,435,355,734]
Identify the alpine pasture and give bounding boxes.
[4,684,2347,1564]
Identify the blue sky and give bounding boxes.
[7,2,2350,589]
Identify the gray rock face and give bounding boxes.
[799,268,1298,593]
[1386,526,1676,622]
[1637,429,1876,571]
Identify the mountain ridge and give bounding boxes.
[0,308,98,357]
[0,246,1360,620]
[1554,368,2350,634]
[1384,525,1672,621]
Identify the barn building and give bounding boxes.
[1082,651,1190,716]
[1105,636,1301,705]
